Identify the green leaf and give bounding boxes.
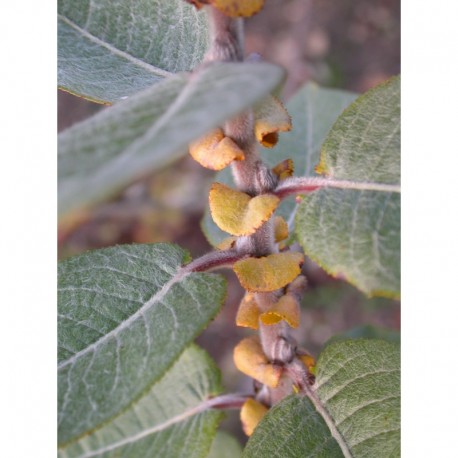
[58,62,285,217]
[244,395,343,457]
[58,243,226,445]
[201,83,357,247]
[295,76,400,298]
[207,431,242,458]
[58,0,209,103]
[59,345,223,458]
[243,340,400,458]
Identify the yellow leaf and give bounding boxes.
[240,399,268,436]
[210,0,265,17]
[274,216,289,243]
[189,128,245,170]
[272,159,294,180]
[209,183,279,236]
[259,294,300,328]
[254,96,292,148]
[236,293,260,329]
[233,336,282,387]
[233,252,304,292]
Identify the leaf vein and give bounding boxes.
[58,14,173,78]
[58,267,190,370]
[335,394,400,427]
[320,368,400,403]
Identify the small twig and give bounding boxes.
[207,393,252,410]
[184,249,248,273]
[274,176,400,199]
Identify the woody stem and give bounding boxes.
[205,5,310,407]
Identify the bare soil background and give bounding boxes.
[58,0,400,443]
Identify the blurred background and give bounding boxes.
[58,0,400,442]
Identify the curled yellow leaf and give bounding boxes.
[272,159,294,180]
[259,294,300,328]
[233,252,304,292]
[210,0,265,17]
[240,399,268,436]
[209,183,279,236]
[274,216,289,243]
[189,128,245,170]
[236,293,260,329]
[254,96,292,147]
[233,336,282,387]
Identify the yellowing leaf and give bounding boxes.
[240,399,268,436]
[274,216,289,243]
[236,293,260,329]
[209,183,279,236]
[254,96,292,147]
[210,0,265,17]
[189,128,245,170]
[259,294,300,328]
[233,336,282,387]
[233,252,304,292]
[272,159,294,180]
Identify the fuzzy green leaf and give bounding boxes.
[243,339,400,458]
[58,243,226,446]
[201,83,357,247]
[58,0,209,103]
[295,76,400,298]
[59,345,223,457]
[58,62,285,216]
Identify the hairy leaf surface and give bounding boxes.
[58,0,209,103]
[295,76,400,297]
[59,345,222,458]
[243,339,400,457]
[201,83,357,247]
[58,62,285,216]
[58,243,226,445]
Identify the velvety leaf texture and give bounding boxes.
[243,339,400,458]
[58,243,226,445]
[315,340,400,457]
[58,0,209,103]
[296,189,400,297]
[317,77,400,183]
[295,76,400,298]
[58,62,285,216]
[201,83,357,247]
[59,345,223,458]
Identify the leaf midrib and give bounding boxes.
[58,14,173,78]
[65,394,232,458]
[58,266,189,370]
